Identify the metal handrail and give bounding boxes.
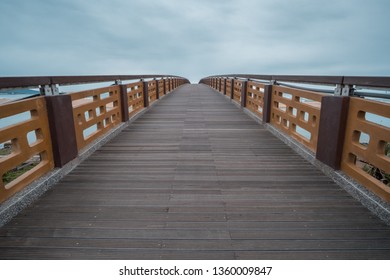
[0,74,188,90]
[203,74,390,88]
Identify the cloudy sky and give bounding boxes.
[0,0,389,82]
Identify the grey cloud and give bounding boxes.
[0,0,389,82]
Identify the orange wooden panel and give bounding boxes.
[225,79,232,96]
[270,85,324,152]
[246,81,265,118]
[148,80,157,104]
[233,80,242,103]
[0,97,54,203]
[126,81,144,116]
[158,79,165,96]
[341,97,390,201]
[71,85,122,151]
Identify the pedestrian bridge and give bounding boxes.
[0,75,389,259]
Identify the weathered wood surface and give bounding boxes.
[1,84,390,259]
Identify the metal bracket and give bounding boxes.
[334,84,354,96]
[40,84,60,96]
[334,84,343,96]
[342,85,355,96]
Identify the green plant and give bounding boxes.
[2,163,37,184]
[0,148,11,156]
[360,143,390,187]
[363,164,390,187]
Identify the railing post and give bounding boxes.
[45,95,78,167]
[223,79,227,95]
[163,79,167,96]
[230,79,234,99]
[316,96,350,169]
[155,79,160,100]
[143,81,149,107]
[262,84,273,123]
[119,84,129,122]
[241,80,248,107]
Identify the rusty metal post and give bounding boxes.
[143,81,149,107]
[119,84,129,122]
[316,96,350,169]
[240,80,248,107]
[45,95,78,167]
[262,84,273,123]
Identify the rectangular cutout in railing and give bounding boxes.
[341,97,390,201]
[270,85,324,152]
[27,129,40,147]
[0,97,54,203]
[294,124,311,142]
[71,85,122,151]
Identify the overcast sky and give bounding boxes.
[0,0,389,83]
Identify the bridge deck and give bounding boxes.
[1,84,390,259]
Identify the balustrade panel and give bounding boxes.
[126,81,144,116]
[270,85,324,152]
[148,80,157,103]
[71,85,122,151]
[341,97,390,201]
[0,97,54,202]
[246,81,265,119]
[233,80,242,103]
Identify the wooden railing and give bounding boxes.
[232,80,242,104]
[201,74,390,202]
[158,79,165,98]
[246,80,265,118]
[0,97,54,203]
[270,85,324,152]
[341,97,390,201]
[0,75,188,203]
[147,80,157,104]
[126,81,144,116]
[71,85,122,151]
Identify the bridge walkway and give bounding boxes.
[1,84,390,259]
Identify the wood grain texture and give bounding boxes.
[341,97,390,201]
[0,84,389,259]
[71,85,122,151]
[0,97,54,202]
[270,85,324,152]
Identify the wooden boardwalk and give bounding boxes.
[1,84,390,259]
